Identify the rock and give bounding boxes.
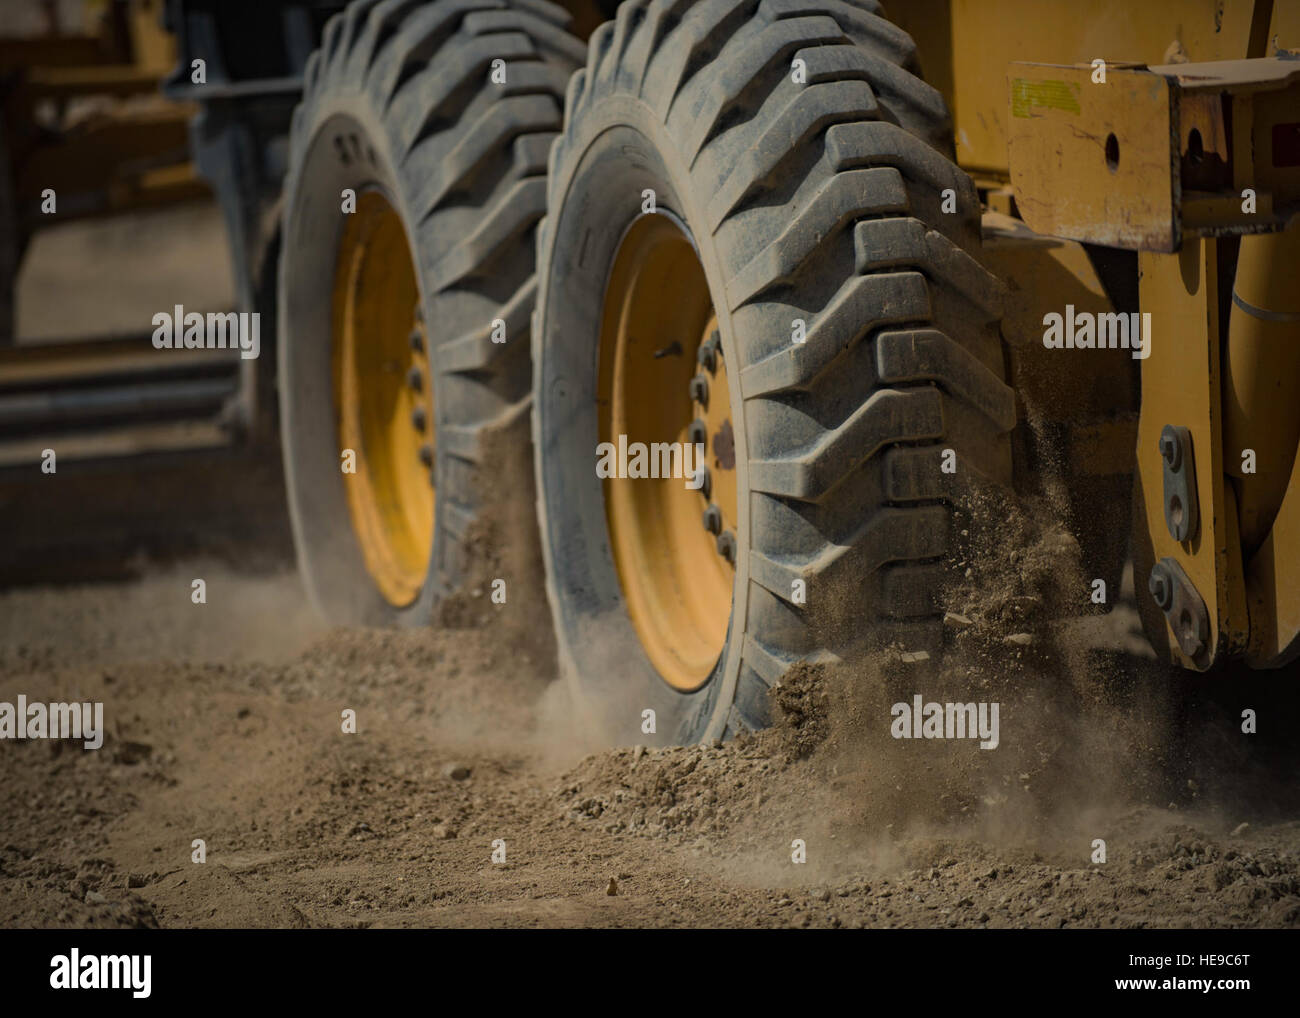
[442,762,472,781]
[113,740,153,765]
[943,612,973,629]
[127,873,148,889]
[900,650,930,664]
[605,877,618,896]
[1231,822,1250,837]
[84,890,106,905]
[1003,633,1035,647]
[432,824,457,841]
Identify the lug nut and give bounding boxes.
[412,406,427,432]
[688,419,707,447]
[418,443,433,467]
[698,330,720,374]
[689,374,709,407]
[716,529,736,564]
[409,329,424,353]
[407,367,423,392]
[702,504,722,534]
[698,466,712,500]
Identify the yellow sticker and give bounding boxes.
[1011,78,1081,118]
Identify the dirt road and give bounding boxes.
[2,555,1297,929]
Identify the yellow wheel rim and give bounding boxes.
[598,213,737,692]
[332,189,434,608]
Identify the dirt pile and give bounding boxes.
[1,558,1297,927]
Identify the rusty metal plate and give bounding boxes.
[1008,62,1177,250]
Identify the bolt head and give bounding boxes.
[1179,609,1205,657]
[1148,564,1174,610]
[716,530,736,564]
[688,420,707,447]
[689,374,709,407]
[407,367,423,392]
[412,406,427,432]
[1158,427,1182,469]
[409,329,424,353]
[702,504,722,534]
[418,444,433,467]
[698,331,721,374]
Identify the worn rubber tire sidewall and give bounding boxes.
[280,100,438,626]
[536,97,753,745]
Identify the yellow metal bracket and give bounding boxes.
[1008,58,1300,252]
[1133,241,1249,669]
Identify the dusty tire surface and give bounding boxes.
[279,0,584,625]
[532,0,1015,744]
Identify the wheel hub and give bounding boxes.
[598,213,737,692]
[332,189,434,608]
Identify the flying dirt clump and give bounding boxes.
[945,484,1086,641]
[770,661,830,761]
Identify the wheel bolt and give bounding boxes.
[698,467,712,501]
[702,504,722,534]
[688,419,707,447]
[407,367,423,392]
[689,374,709,407]
[409,329,424,353]
[419,443,433,468]
[698,330,720,374]
[412,406,427,432]
[716,529,736,564]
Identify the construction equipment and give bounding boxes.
[0,0,341,471]
[6,1,1299,744]
[527,0,1300,743]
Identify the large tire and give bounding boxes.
[532,0,1016,744]
[279,0,584,624]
